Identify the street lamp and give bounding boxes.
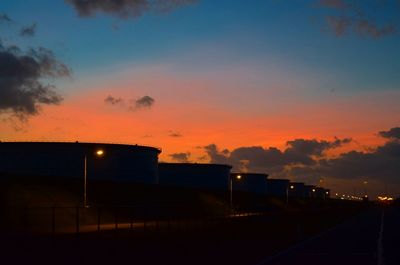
[230,174,241,213]
[363,181,368,197]
[84,148,104,208]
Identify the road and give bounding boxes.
[255,206,400,265]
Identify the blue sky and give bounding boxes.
[1,0,399,94]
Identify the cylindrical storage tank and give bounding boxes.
[231,173,269,194]
[324,189,330,199]
[266,179,290,198]
[315,187,327,199]
[304,185,317,199]
[0,142,161,184]
[158,163,232,191]
[289,182,306,198]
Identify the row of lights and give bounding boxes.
[378,196,394,201]
[236,177,328,195]
[335,193,365,201]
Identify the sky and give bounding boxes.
[1,0,400,198]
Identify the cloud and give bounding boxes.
[379,127,400,140]
[0,42,71,120]
[311,141,400,181]
[285,137,351,157]
[202,128,400,185]
[0,13,12,23]
[204,138,352,174]
[104,95,155,111]
[20,23,37,37]
[65,0,196,19]
[130,95,155,110]
[169,152,190,162]
[104,95,123,105]
[168,131,182,137]
[325,15,352,36]
[203,144,230,165]
[316,0,398,38]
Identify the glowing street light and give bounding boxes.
[230,174,241,213]
[84,149,105,208]
[290,185,295,189]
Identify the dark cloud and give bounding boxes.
[0,42,70,120]
[203,144,230,165]
[20,23,37,37]
[104,95,123,105]
[131,95,155,110]
[104,95,155,111]
[204,138,351,173]
[316,0,398,38]
[169,152,190,162]
[285,137,352,162]
[0,13,12,23]
[311,140,400,181]
[168,131,182,137]
[65,0,196,19]
[203,129,400,184]
[379,127,400,140]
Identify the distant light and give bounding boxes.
[236,175,242,180]
[363,181,368,184]
[290,185,294,189]
[325,191,329,194]
[96,150,104,156]
[312,189,316,192]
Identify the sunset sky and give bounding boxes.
[1,0,400,198]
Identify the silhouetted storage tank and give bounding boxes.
[266,179,290,198]
[158,163,232,191]
[231,173,269,194]
[0,142,161,184]
[288,182,306,198]
[324,189,330,199]
[315,187,329,199]
[304,185,317,199]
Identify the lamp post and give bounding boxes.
[83,149,104,208]
[288,184,294,204]
[363,180,368,197]
[230,174,241,213]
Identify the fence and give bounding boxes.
[20,205,265,238]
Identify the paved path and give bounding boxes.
[255,206,400,265]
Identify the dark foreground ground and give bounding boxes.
[256,205,400,265]
[1,203,383,265]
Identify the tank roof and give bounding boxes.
[159,162,232,168]
[231,172,269,177]
[290,182,305,185]
[0,141,161,153]
[267,178,290,183]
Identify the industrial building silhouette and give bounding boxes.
[0,141,330,200]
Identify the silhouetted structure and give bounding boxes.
[158,163,232,191]
[266,179,290,198]
[304,185,317,199]
[288,182,306,198]
[313,187,331,199]
[231,173,269,194]
[0,142,161,184]
[324,189,331,199]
